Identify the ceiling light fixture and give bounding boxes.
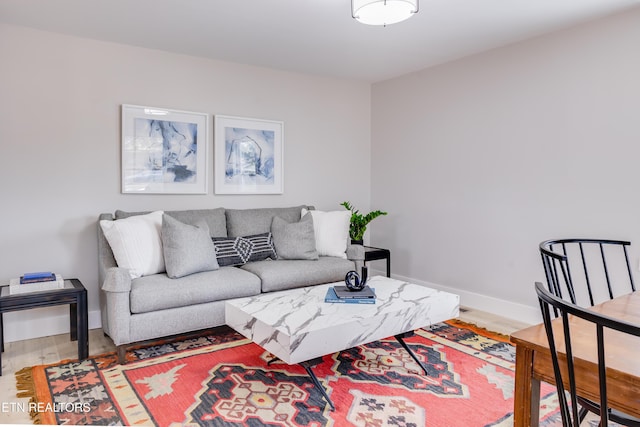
[352,0,419,26]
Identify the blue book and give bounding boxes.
[21,272,56,284]
[324,287,376,304]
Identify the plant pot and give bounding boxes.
[351,239,364,245]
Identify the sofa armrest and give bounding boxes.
[346,243,364,261]
[346,242,365,272]
[102,267,132,293]
[101,267,132,346]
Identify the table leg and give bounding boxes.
[386,255,391,277]
[68,298,89,359]
[513,345,540,427]
[79,290,88,360]
[300,358,335,411]
[70,302,78,342]
[395,332,428,375]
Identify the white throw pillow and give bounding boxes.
[301,208,350,258]
[100,211,165,279]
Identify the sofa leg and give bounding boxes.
[117,345,127,364]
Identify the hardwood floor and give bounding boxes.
[0,308,531,425]
[457,306,532,336]
[0,328,116,424]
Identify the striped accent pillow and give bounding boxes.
[212,233,277,267]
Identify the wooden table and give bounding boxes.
[510,292,640,426]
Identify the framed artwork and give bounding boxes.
[214,115,284,194]
[121,104,209,194]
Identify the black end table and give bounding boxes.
[0,278,88,375]
[364,246,391,277]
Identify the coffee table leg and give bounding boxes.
[300,358,335,411]
[395,332,429,375]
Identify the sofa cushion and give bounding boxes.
[129,267,261,314]
[212,233,277,266]
[115,208,227,237]
[301,208,350,259]
[226,206,308,237]
[241,257,355,293]
[99,211,165,279]
[162,214,219,279]
[271,213,318,260]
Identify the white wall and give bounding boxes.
[0,24,371,342]
[371,8,640,324]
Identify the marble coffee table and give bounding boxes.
[225,275,460,410]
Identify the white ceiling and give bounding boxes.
[1,0,638,82]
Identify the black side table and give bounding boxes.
[0,278,88,375]
[364,246,391,277]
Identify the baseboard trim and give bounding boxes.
[3,309,102,343]
[370,269,542,326]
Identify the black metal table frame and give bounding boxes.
[364,246,391,277]
[268,331,427,411]
[0,278,88,375]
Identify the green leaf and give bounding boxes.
[340,202,388,241]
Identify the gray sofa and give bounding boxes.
[98,205,363,362]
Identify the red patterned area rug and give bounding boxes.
[16,320,561,426]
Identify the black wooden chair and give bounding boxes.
[535,282,640,427]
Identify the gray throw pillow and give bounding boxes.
[271,212,319,260]
[162,214,219,279]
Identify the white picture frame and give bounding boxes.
[214,115,284,194]
[121,104,209,194]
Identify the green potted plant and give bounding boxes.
[340,201,388,244]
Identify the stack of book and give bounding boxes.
[324,285,376,304]
[9,272,65,295]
